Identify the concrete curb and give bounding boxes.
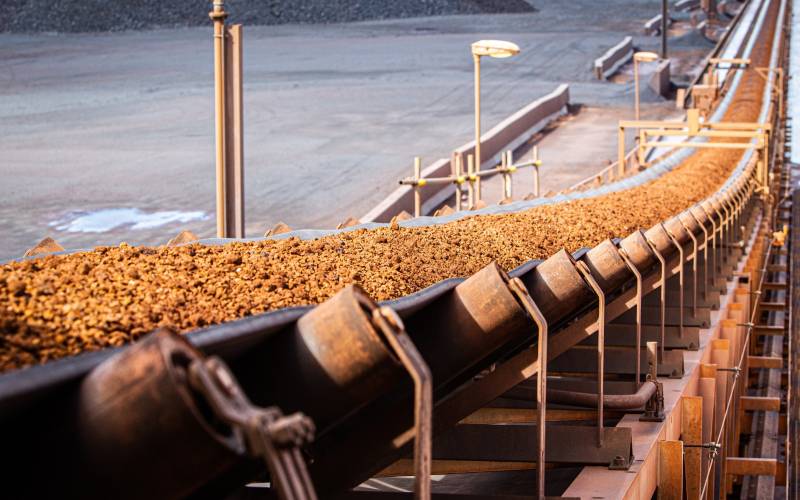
[594,36,633,80]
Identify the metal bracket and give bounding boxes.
[699,204,718,285]
[645,238,667,357]
[640,342,665,422]
[609,454,631,470]
[617,246,643,387]
[685,442,722,459]
[679,217,699,318]
[663,225,685,340]
[371,307,433,500]
[187,357,318,500]
[508,277,549,500]
[575,261,606,448]
[688,210,709,301]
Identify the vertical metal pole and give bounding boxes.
[661,0,668,59]
[638,129,646,167]
[224,24,245,238]
[533,146,540,198]
[634,59,641,121]
[473,54,482,203]
[647,238,667,358]
[467,154,476,209]
[454,154,463,212]
[211,0,228,238]
[413,157,422,218]
[618,124,626,178]
[505,150,513,200]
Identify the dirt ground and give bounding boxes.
[0,1,713,260]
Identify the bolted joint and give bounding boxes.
[266,413,316,448]
[209,10,228,21]
[640,381,665,422]
[608,454,630,470]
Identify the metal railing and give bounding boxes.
[399,147,542,217]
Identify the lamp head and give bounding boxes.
[634,51,659,63]
[471,40,521,58]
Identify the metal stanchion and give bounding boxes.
[210,0,245,238]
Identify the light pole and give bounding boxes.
[471,40,520,203]
[633,51,659,121]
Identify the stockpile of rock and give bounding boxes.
[0,0,535,33]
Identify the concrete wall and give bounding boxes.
[644,14,673,35]
[594,36,633,80]
[676,0,701,11]
[361,84,570,223]
[648,58,672,97]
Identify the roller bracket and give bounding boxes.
[508,277,549,500]
[640,342,665,422]
[187,357,318,500]
[609,454,631,470]
[371,306,433,500]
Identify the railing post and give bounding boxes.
[414,157,422,217]
[224,23,245,238]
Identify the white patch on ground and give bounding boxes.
[50,208,208,233]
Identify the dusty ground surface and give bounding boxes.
[0,1,714,260]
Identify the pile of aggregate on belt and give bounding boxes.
[0,18,773,372]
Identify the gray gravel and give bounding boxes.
[0,0,536,33]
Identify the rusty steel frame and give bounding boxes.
[508,277,549,500]
[371,307,433,500]
[664,225,686,340]
[575,261,607,447]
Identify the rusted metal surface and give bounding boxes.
[370,307,433,500]
[10,330,245,498]
[238,286,403,430]
[432,423,632,466]
[547,380,657,409]
[516,249,594,324]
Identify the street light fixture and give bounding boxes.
[633,51,659,121]
[471,40,521,203]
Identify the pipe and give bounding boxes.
[548,380,658,410]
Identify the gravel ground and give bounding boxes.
[0,0,535,33]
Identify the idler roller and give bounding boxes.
[580,239,632,294]
[663,216,692,248]
[677,210,703,239]
[45,330,244,499]
[517,248,594,324]
[689,205,713,233]
[404,262,530,387]
[619,229,657,272]
[239,285,403,431]
[644,223,676,259]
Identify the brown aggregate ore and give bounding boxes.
[0,20,773,372]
